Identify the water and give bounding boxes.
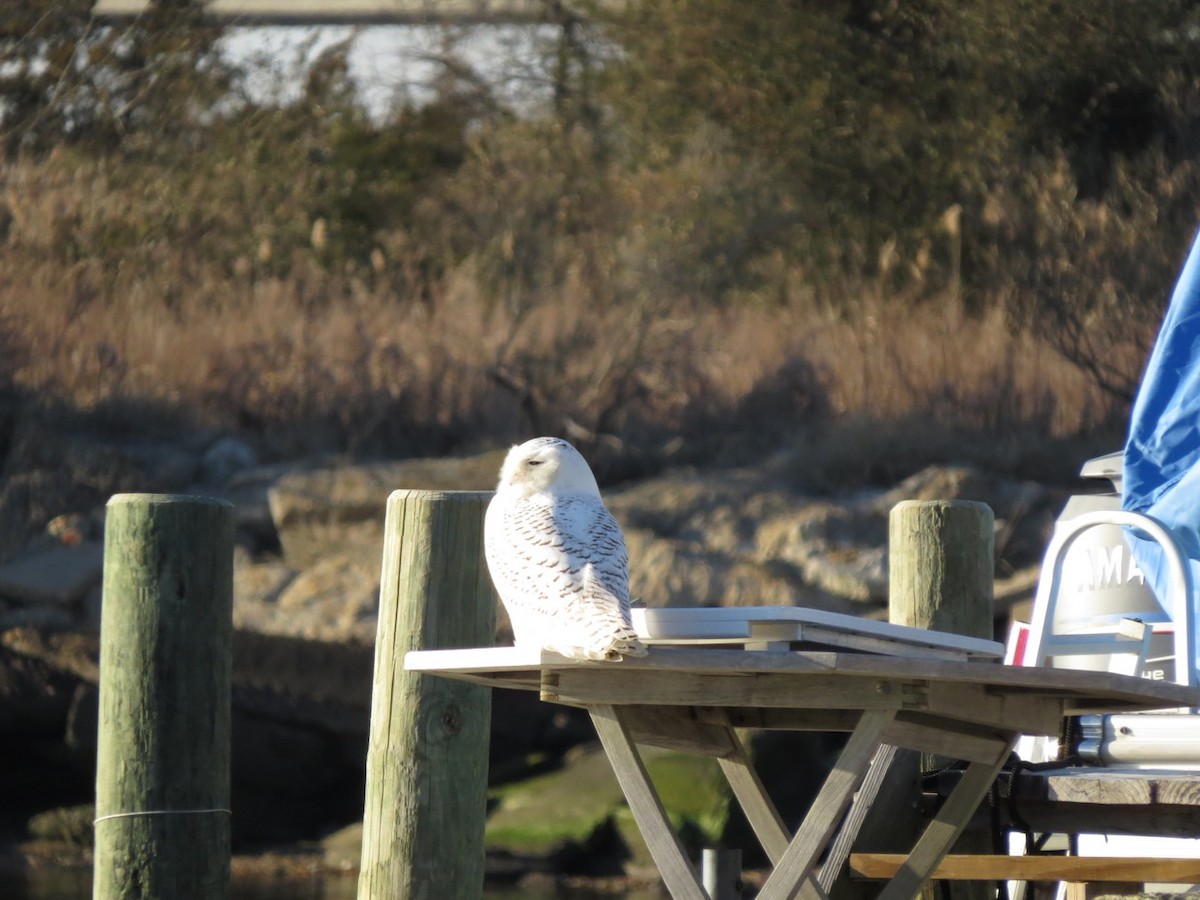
[0,869,90,900]
[0,870,660,899]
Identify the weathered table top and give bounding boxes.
[407,644,1197,717]
[405,644,1200,764]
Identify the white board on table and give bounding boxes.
[632,606,1003,660]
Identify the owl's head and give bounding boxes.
[495,437,601,499]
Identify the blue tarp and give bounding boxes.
[1122,225,1200,678]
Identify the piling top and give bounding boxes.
[890,498,994,516]
[388,489,493,501]
[107,493,234,510]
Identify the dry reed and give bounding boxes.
[0,151,1146,485]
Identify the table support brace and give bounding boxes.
[590,704,710,899]
[757,708,898,900]
[875,738,1016,900]
[818,743,898,892]
[717,728,790,866]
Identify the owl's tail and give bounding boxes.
[600,626,648,661]
[549,622,648,661]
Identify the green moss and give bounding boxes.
[485,743,731,866]
[486,745,626,852]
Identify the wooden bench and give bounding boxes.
[850,853,1200,898]
[920,765,1200,837]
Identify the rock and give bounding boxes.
[756,503,889,604]
[605,461,1060,617]
[488,692,594,784]
[622,527,837,610]
[26,804,93,847]
[121,441,200,491]
[610,468,888,611]
[232,551,297,636]
[622,529,725,607]
[0,471,88,565]
[266,449,505,569]
[2,628,100,683]
[0,389,19,472]
[0,635,96,833]
[995,566,1041,620]
[1,627,377,846]
[79,583,102,631]
[875,464,1063,571]
[0,638,77,734]
[0,542,104,607]
[201,436,259,486]
[875,463,1047,512]
[0,422,191,563]
[229,631,373,736]
[721,556,859,611]
[231,783,352,845]
[319,821,364,872]
[274,552,380,644]
[219,462,299,554]
[607,469,798,555]
[609,470,845,609]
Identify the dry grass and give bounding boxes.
[0,149,1148,487]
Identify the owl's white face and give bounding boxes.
[496,437,601,500]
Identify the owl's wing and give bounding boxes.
[485,495,577,619]
[570,496,632,619]
[484,494,631,626]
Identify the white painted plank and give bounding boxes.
[404,645,546,672]
[632,607,1004,658]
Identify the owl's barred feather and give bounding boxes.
[484,437,647,661]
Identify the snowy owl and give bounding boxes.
[484,437,647,661]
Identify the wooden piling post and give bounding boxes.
[831,500,996,900]
[890,499,996,900]
[888,500,994,639]
[358,490,495,900]
[93,494,234,900]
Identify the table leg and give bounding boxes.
[589,704,709,900]
[717,729,790,865]
[875,737,1016,900]
[817,743,898,892]
[756,709,898,900]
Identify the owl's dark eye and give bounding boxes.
[526,459,543,466]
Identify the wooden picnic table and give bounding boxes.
[406,610,1200,900]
